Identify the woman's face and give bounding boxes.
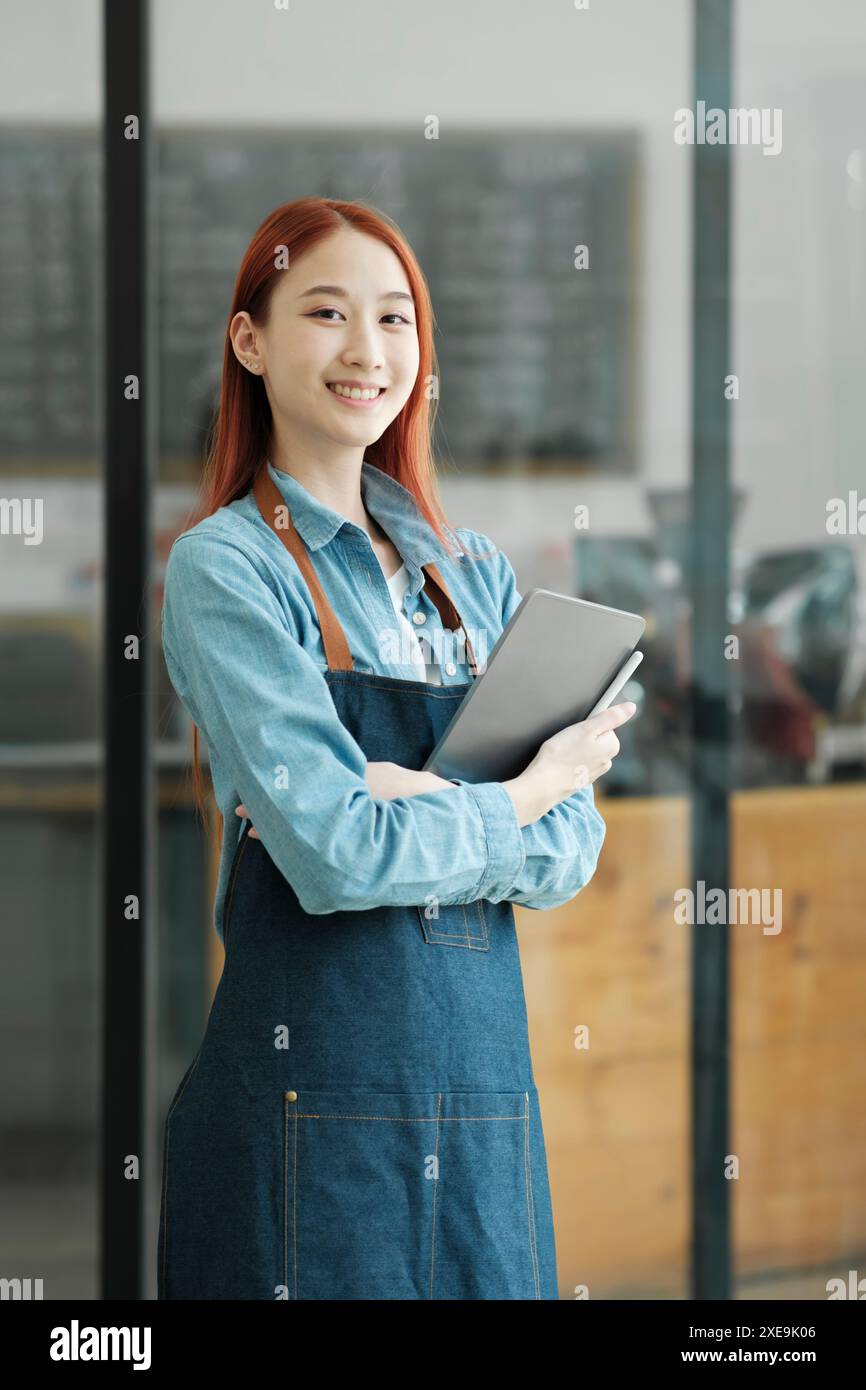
[239,225,420,453]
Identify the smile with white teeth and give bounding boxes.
[327,383,384,400]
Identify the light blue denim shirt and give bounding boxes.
[162,459,606,940]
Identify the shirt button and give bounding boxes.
[444,661,457,676]
[412,611,426,625]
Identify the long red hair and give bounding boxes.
[177,196,483,845]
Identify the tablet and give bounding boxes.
[422,589,646,783]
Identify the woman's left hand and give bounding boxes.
[234,804,261,837]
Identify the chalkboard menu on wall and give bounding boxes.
[1,129,638,473]
[0,132,101,460]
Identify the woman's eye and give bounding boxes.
[308,309,413,325]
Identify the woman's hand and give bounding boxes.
[234,804,262,837]
[235,704,636,839]
[234,763,457,836]
[501,701,637,827]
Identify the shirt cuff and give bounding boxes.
[452,779,527,900]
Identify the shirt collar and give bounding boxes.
[265,458,458,569]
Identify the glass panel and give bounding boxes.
[150,0,697,1301]
[732,0,866,1300]
[0,0,103,1300]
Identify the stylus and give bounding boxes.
[587,650,644,717]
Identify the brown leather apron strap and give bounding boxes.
[414,567,479,677]
[253,468,478,677]
[253,469,354,670]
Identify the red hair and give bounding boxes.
[178,196,485,844]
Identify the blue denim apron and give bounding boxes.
[157,469,559,1300]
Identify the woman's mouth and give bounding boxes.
[325,383,386,407]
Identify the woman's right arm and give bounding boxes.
[162,531,529,916]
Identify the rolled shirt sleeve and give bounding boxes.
[162,532,526,916]
[503,784,607,911]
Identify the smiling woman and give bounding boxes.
[229,233,422,469]
[158,195,617,1302]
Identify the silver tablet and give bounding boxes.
[423,588,646,784]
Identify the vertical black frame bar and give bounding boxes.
[102,0,153,1298]
[690,0,734,1300]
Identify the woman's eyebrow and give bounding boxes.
[298,284,415,304]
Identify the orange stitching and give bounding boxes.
[473,899,488,947]
[283,1092,299,1299]
[298,1112,524,1122]
[418,899,488,948]
[292,1100,298,1297]
[428,1093,442,1300]
[523,1091,542,1299]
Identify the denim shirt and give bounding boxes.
[162,459,606,940]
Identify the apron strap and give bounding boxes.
[253,468,478,676]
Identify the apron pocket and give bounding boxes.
[416,899,489,949]
[283,1087,540,1300]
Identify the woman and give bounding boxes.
[157,196,635,1301]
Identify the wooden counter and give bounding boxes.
[516,783,866,1298]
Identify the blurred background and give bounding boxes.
[1,0,865,1301]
